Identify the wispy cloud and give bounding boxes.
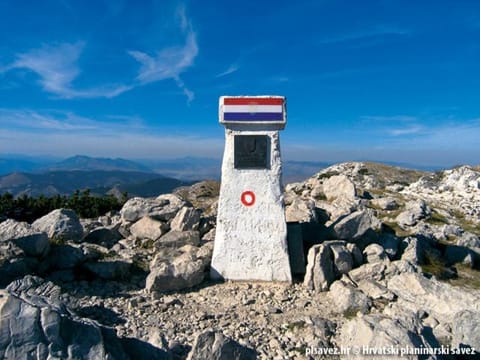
[216,63,239,78]
[0,108,222,158]
[0,108,98,131]
[319,25,410,45]
[361,115,418,123]
[2,42,132,99]
[388,125,424,136]
[1,5,198,102]
[128,4,198,103]
[0,108,145,133]
[362,114,480,150]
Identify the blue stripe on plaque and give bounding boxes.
[223,112,283,121]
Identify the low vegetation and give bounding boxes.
[0,189,127,223]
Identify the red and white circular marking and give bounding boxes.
[240,191,256,207]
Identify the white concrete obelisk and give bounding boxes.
[211,96,292,282]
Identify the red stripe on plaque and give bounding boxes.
[224,98,284,105]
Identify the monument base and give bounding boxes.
[211,129,292,283]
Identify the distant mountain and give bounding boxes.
[0,170,185,198]
[139,157,222,180]
[46,155,153,172]
[139,158,330,182]
[283,160,332,182]
[0,154,56,175]
[103,178,194,198]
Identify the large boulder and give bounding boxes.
[387,272,480,323]
[363,243,388,264]
[42,244,88,270]
[146,247,206,292]
[83,226,122,248]
[336,311,435,360]
[285,198,317,223]
[395,199,431,228]
[0,219,49,257]
[348,260,418,284]
[130,216,169,241]
[399,236,438,265]
[324,240,353,275]
[457,232,480,249]
[322,175,356,202]
[170,207,201,232]
[0,220,49,286]
[32,209,83,243]
[187,331,256,360]
[0,276,169,359]
[328,280,372,315]
[451,310,480,350]
[333,209,381,242]
[156,230,200,248]
[303,244,335,292]
[120,195,185,223]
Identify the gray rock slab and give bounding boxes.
[32,209,83,243]
[303,244,335,292]
[187,331,256,360]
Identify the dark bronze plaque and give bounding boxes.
[234,135,269,169]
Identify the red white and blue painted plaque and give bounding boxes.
[219,96,286,125]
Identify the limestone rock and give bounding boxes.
[146,248,206,292]
[171,207,201,232]
[400,236,435,265]
[322,175,356,201]
[336,312,434,360]
[451,310,480,350]
[363,243,388,263]
[174,180,220,214]
[0,220,49,286]
[395,199,431,227]
[333,208,381,241]
[357,279,395,301]
[285,198,316,223]
[120,195,185,223]
[197,241,214,267]
[328,280,372,315]
[156,230,200,248]
[0,219,49,257]
[348,260,418,284]
[155,194,187,221]
[324,240,353,275]
[387,272,480,323]
[348,261,389,283]
[130,216,169,241]
[1,276,160,359]
[303,244,335,292]
[83,226,122,248]
[457,232,480,249]
[32,209,83,242]
[346,243,363,267]
[43,244,88,270]
[187,331,256,360]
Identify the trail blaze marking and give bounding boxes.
[241,191,256,206]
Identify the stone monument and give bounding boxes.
[211,96,292,282]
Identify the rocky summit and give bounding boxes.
[1,163,480,359]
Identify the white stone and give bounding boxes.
[211,121,291,282]
[322,175,356,201]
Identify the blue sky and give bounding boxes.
[0,0,479,167]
